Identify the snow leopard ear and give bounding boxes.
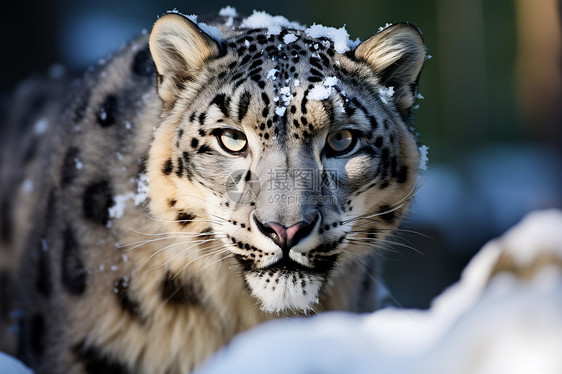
[355,23,425,118]
[149,13,220,105]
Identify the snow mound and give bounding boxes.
[197,210,562,374]
[240,11,304,30]
[0,352,32,374]
[240,10,361,54]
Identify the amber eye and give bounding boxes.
[218,129,248,153]
[326,129,356,156]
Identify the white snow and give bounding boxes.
[240,11,303,31]
[33,118,48,134]
[196,210,562,374]
[0,352,32,374]
[378,23,393,32]
[307,76,339,101]
[108,194,131,220]
[283,33,298,44]
[22,179,33,193]
[74,158,83,170]
[308,85,332,101]
[167,11,222,42]
[305,24,355,53]
[266,69,279,80]
[419,145,429,171]
[378,86,394,104]
[279,86,293,106]
[275,107,286,116]
[267,25,282,36]
[219,6,238,17]
[108,173,149,219]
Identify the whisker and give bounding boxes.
[172,243,234,279]
[150,240,227,272]
[136,238,223,272]
[142,211,225,226]
[121,234,226,252]
[343,177,421,225]
[125,226,218,237]
[345,237,423,255]
[196,251,234,273]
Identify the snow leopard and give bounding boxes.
[0,9,426,374]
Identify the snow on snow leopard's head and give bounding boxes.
[146,12,425,313]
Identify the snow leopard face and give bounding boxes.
[147,13,425,313]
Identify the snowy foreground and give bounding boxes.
[2,210,562,373]
[197,210,562,374]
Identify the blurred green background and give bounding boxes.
[1,0,561,308]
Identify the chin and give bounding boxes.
[244,270,324,314]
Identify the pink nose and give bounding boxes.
[255,217,318,251]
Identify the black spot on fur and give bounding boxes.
[131,45,155,78]
[0,272,11,321]
[197,145,212,154]
[97,94,118,127]
[191,138,199,149]
[181,152,192,179]
[29,314,46,357]
[198,112,207,126]
[83,180,113,226]
[0,197,12,243]
[114,278,143,321]
[396,165,409,184]
[238,91,252,121]
[162,159,173,175]
[36,238,51,297]
[61,147,80,187]
[210,93,231,117]
[177,211,195,226]
[168,199,177,207]
[175,157,184,177]
[74,341,131,374]
[378,205,396,223]
[61,225,87,295]
[161,271,201,305]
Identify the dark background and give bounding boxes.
[1,0,561,309]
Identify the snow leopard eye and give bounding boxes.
[217,129,248,153]
[326,129,356,156]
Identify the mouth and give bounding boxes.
[234,247,343,313]
[260,253,312,274]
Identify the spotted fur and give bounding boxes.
[0,10,425,374]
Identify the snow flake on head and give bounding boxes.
[283,33,298,44]
[275,107,286,116]
[378,22,393,32]
[418,145,429,171]
[307,76,339,101]
[34,118,49,135]
[267,69,279,80]
[219,6,238,17]
[167,10,223,42]
[240,11,304,30]
[305,24,360,53]
[378,86,394,105]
